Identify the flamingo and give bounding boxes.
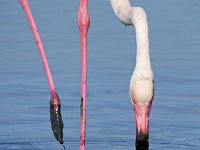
[19,0,66,149]
[78,0,90,150]
[20,0,90,149]
[110,0,154,149]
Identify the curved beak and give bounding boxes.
[133,103,152,150]
[135,133,149,150]
[50,97,64,145]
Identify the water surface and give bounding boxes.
[0,1,200,149]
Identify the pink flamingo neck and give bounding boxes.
[19,0,57,98]
[78,0,90,149]
[20,0,65,146]
[80,0,88,7]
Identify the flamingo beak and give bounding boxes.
[134,103,152,150]
[135,133,149,150]
[50,100,64,144]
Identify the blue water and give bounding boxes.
[0,0,200,149]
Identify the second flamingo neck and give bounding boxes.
[133,12,151,68]
[80,0,88,7]
[135,29,150,68]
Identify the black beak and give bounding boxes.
[135,133,149,150]
[50,101,64,144]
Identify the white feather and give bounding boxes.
[110,0,132,26]
[110,0,154,104]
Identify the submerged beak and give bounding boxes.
[133,103,152,150]
[50,97,64,145]
[135,133,149,150]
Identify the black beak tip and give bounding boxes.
[59,138,63,144]
[135,133,149,150]
[50,102,64,145]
